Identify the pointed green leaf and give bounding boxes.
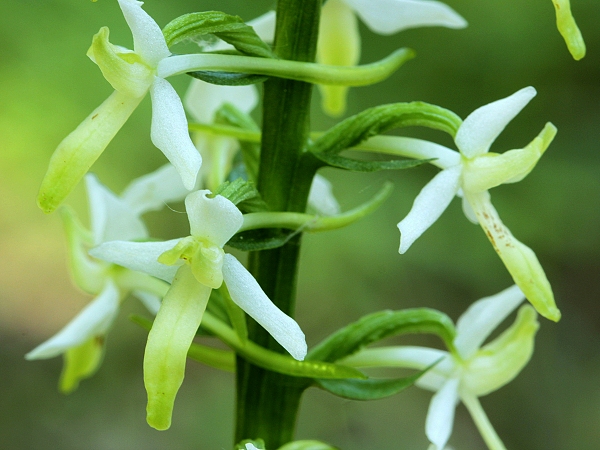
[313,152,432,172]
[226,229,294,251]
[189,70,269,86]
[308,309,456,363]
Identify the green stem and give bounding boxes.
[234,0,321,447]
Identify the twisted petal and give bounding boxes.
[184,79,258,124]
[37,91,143,213]
[144,265,212,430]
[222,254,307,361]
[398,165,461,253]
[85,174,147,244]
[117,0,170,67]
[465,305,539,396]
[465,191,560,322]
[317,0,361,116]
[90,239,181,282]
[454,285,525,360]
[345,0,467,35]
[121,164,190,214]
[425,377,460,450]
[25,281,120,360]
[456,87,536,158]
[150,77,202,190]
[462,123,557,193]
[308,174,341,216]
[185,191,243,247]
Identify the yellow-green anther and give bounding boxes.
[190,243,225,289]
[59,336,104,394]
[88,27,154,98]
[461,123,557,193]
[553,0,586,60]
[157,236,195,266]
[144,265,212,430]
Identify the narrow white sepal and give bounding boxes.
[456,87,536,158]
[117,0,170,67]
[90,239,181,282]
[398,165,461,253]
[121,164,191,214]
[454,285,525,360]
[345,0,467,35]
[184,79,259,123]
[308,174,341,216]
[222,254,308,361]
[25,281,120,360]
[185,191,243,247]
[150,77,202,190]
[425,377,460,450]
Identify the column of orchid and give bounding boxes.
[29,0,586,449]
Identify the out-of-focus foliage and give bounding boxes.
[1,0,599,448]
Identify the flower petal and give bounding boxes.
[345,0,467,35]
[150,77,202,190]
[308,174,341,216]
[90,239,181,282]
[456,87,536,158]
[117,0,170,67]
[120,164,190,214]
[425,377,460,450]
[59,335,105,394]
[185,191,243,247]
[85,174,148,243]
[222,254,307,361]
[461,123,557,193]
[144,265,212,430]
[37,91,143,213]
[317,0,361,116]
[25,281,120,360]
[553,0,586,60]
[454,285,525,360]
[397,165,461,253]
[465,305,539,396]
[184,79,258,124]
[465,191,560,322]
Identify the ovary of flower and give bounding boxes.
[26,165,186,392]
[89,190,307,430]
[396,87,560,322]
[342,285,539,450]
[317,0,467,116]
[37,0,202,214]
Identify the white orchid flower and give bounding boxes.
[90,190,307,430]
[342,285,539,450]
[26,165,187,392]
[317,0,467,116]
[395,87,560,322]
[38,0,202,214]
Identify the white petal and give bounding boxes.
[85,174,147,244]
[25,281,120,360]
[90,239,181,282]
[397,165,461,253]
[308,174,340,216]
[222,254,307,360]
[184,78,258,123]
[425,377,460,450]
[117,0,170,67]
[454,285,525,360]
[185,191,243,247]
[248,11,276,43]
[342,346,449,371]
[345,0,467,35]
[456,87,536,158]
[121,164,190,214]
[460,194,478,224]
[150,77,202,190]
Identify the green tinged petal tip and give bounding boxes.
[553,0,586,60]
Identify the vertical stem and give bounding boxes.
[235,0,321,447]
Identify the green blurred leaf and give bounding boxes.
[188,71,269,86]
[312,152,431,172]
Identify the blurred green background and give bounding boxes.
[1,0,599,448]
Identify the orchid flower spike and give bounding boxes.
[37,0,202,214]
[90,190,307,430]
[396,87,560,322]
[342,285,539,450]
[26,165,188,393]
[184,62,340,215]
[317,0,467,116]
